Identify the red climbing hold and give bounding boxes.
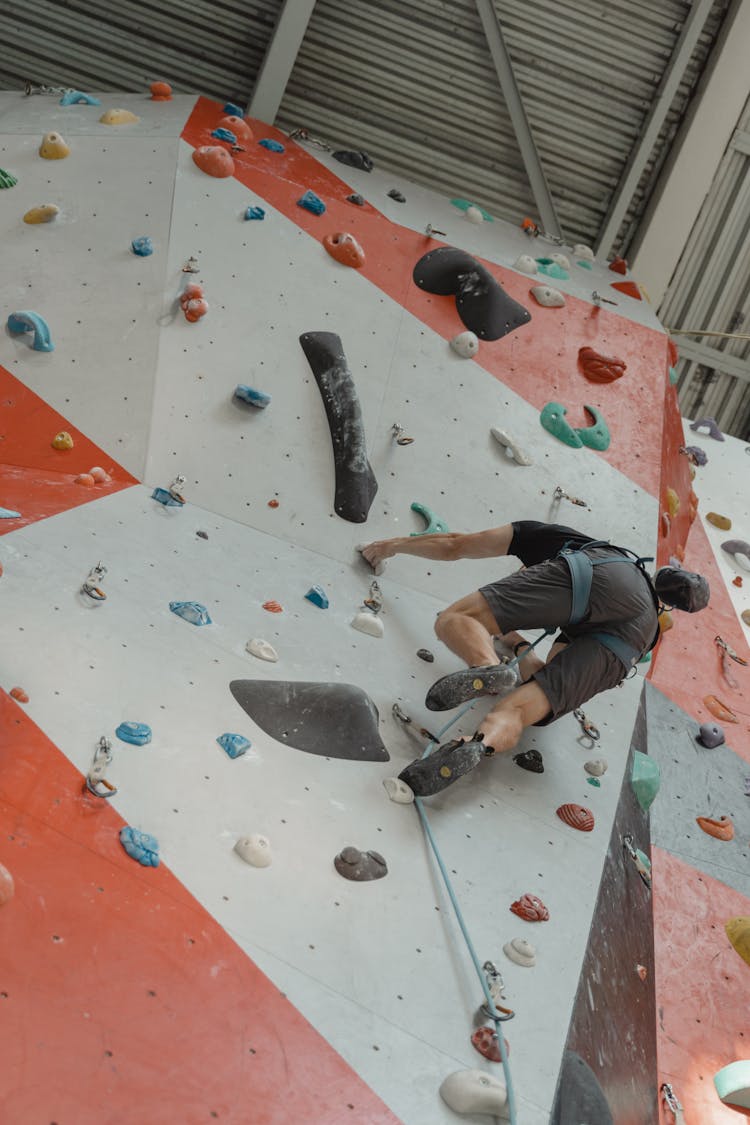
[609,256,627,274]
[263,600,283,613]
[471,1026,510,1063]
[611,280,642,300]
[192,145,235,178]
[510,893,549,922]
[10,687,29,703]
[733,576,743,587]
[667,338,679,367]
[267,499,279,508]
[556,803,595,832]
[219,116,253,144]
[578,347,627,384]
[150,81,172,101]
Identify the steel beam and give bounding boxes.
[248,0,317,124]
[474,0,562,238]
[676,336,750,385]
[595,0,716,258]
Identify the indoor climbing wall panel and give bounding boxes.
[0,88,706,1123]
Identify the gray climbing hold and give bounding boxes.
[382,777,415,804]
[449,330,479,358]
[417,648,435,662]
[332,150,373,172]
[530,284,565,308]
[722,540,750,569]
[503,937,536,966]
[246,638,278,662]
[551,1050,613,1125]
[334,846,387,881]
[234,834,272,867]
[584,758,608,776]
[440,1070,507,1116]
[491,427,532,465]
[689,416,724,441]
[351,611,384,637]
[413,246,532,341]
[697,722,725,748]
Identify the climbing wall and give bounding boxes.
[1,88,745,1124]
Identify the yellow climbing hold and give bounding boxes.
[666,488,680,520]
[23,204,59,224]
[439,766,452,779]
[658,611,673,634]
[52,431,74,450]
[39,132,70,159]
[99,108,140,125]
[743,610,750,627]
[725,917,750,967]
[707,512,732,531]
[472,678,484,691]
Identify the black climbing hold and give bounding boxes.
[196,530,208,540]
[417,648,435,663]
[347,193,365,206]
[388,188,406,202]
[513,748,544,773]
[299,332,378,523]
[399,738,486,797]
[334,846,387,881]
[550,1050,613,1125]
[413,246,531,341]
[229,680,389,762]
[332,150,373,172]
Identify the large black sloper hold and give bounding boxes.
[413,246,531,341]
[300,332,378,523]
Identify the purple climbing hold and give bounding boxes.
[689,417,724,441]
[722,540,750,566]
[682,445,708,466]
[697,723,725,749]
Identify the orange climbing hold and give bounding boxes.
[703,695,739,723]
[219,116,253,144]
[150,81,172,101]
[180,283,208,323]
[611,280,642,300]
[267,499,279,508]
[520,217,540,235]
[52,431,73,450]
[696,815,734,841]
[75,473,95,487]
[89,466,111,483]
[556,803,595,832]
[609,256,627,274]
[734,576,743,588]
[323,232,366,269]
[510,893,549,921]
[192,145,235,178]
[578,347,626,383]
[9,687,29,703]
[0,862,14,905]
[263,600,283,613]
[674,544,685,562]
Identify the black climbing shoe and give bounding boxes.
[425,662,518,712]
[398,737,490,797]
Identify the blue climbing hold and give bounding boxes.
[223,102,244,117]
[60,90,100,106]
[234,384,271,408]
[244,205,265,221]
[0,507,21,519]
[217,732,251,759]
[297,189,325,215]
[259,138,285,153]
[120,826,160,867]
[211,127,237,144]
[169,601,212,626]
[131,236,153,256]
[152,487,184,507]
[305,585,329,609]
[7,310,54,352]
[116,721,152,746]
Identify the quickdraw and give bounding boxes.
[623,834,651,890]
[84,736,117,799]
[391,422,414,446]
[553,485,587,508]
[573,708,600,745]
[476,961,514,1023]
[81,562,107,602]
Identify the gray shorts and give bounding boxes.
[479,555,655,722]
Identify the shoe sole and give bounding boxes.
[425,663,518,711]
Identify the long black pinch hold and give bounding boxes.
[412,246,531,341]
[299,332,378,522]
[332,149,373,172]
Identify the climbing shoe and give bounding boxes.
[425,662,519,712]
[398,736,491,797]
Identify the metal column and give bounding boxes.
[249,0,317,124]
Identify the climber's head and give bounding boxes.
[654,566,710,613]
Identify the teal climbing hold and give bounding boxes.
[586,777,601,788]
[631,750,661,812]
[450,198,493,221]
[576,260,593,271]
[536,258,569,280]
[7,310,54,352]
[669,366,679,385]
[410,501,449,536]
[540,403,583,449]
[576,405,610,451]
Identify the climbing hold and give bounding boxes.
[244,206,265,220]
[530,284,565,307]
[734,576,743,587]
[305,585,329,609]
[611,280,642,299]
[510,893,549,921]
[259,138,285,152]
[75,474,94,487]
[707,512,732,530]
[439,1069,507,1116]
[387,188,406,202]
[9,687,29,703]
[219,116,253,143]
[234,384,271,408]
[666,488,680,519]
[234,834,272,867]
[689,416,724,440]
[471,1027,509,1063]
[417,648,435,662]
[347,193,365,206]
[576,405,610,450]
[192,145,234,178]
[60,90,100,105]
[382,777,415,804]
[131,236,153,256]
[549,252,570,270]
[115,721,152,746]
[503,937,536,967]
[262,600,283,613]
[99,108,140,125]
[246,638,278,662]
[413,246,531,341]
[52,431,73,450]
[211,127,237,144]
[299,332,378,522]
[513,254,537,275]
[722,540,750,569]
[714,1060,750,1114]
[743,610,750,626]
[536,257,568,280]
[540,403,583,448]
[556,803,595,832]
[658,610,673,634]
[636,964,648,981]
[332,149,373,172]
[681,444,708,466]
[169,601,212,626]
[223,102,244,116]
[180,282,208,323]
[696,814,734,841]
[410,500,449,536]
[513,748,544,773]
[0,862,14,905]
[23,204,59,224]
[7,311,54,352]
[267,499,279,508]
[587,777,601,788]
[465,205,484,224]
[725,917,750,967]
[334,846,387,881]
[584,758,608,776]
[450,331,479,358]
[150,81,172,100]
[697,722,725,748]
[578,346,627,383]
[453,199,493,221]
[573,243,594,262]
[120,827,159,867]
[668,366,679,384]
[631,751,661,812]
[0,169,18,188]
[217,732,251,759]
[297,189,325,215]
[351,611,384,637]
[39,132,70,159]
[323,232,365,268]
[609,256,627,274]
[490,427,533,465]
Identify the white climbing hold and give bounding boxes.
[383,777,415,804]
[490,426,533,466]
[450,331,479,359]
[573,243,594,261]
[503,937,537,967]
[584,758,608,776]
[351,611,384,637]
[550,252,570,270]
[513,254,537,275]
[356,543,386,577]
[465,205,484,225]
[234,834,272,867]
[530,284,565,308]
[246,638,278,662]
[439,1069,507,1116]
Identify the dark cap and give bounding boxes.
[654,567,710,613]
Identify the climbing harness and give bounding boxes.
[622,834,651,890]
[85,736,117,799]
[573,708,600,745]
[81,562,107,602]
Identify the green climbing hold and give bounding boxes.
[410,500,449,536]
[631,750,661,813]
[536,258,569,280]
[638,651,652,664]
[669,366,679,385]
[0,168,18,189]
[450,198,493,221]
[540,403,583,449]
[577,405,611,451]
